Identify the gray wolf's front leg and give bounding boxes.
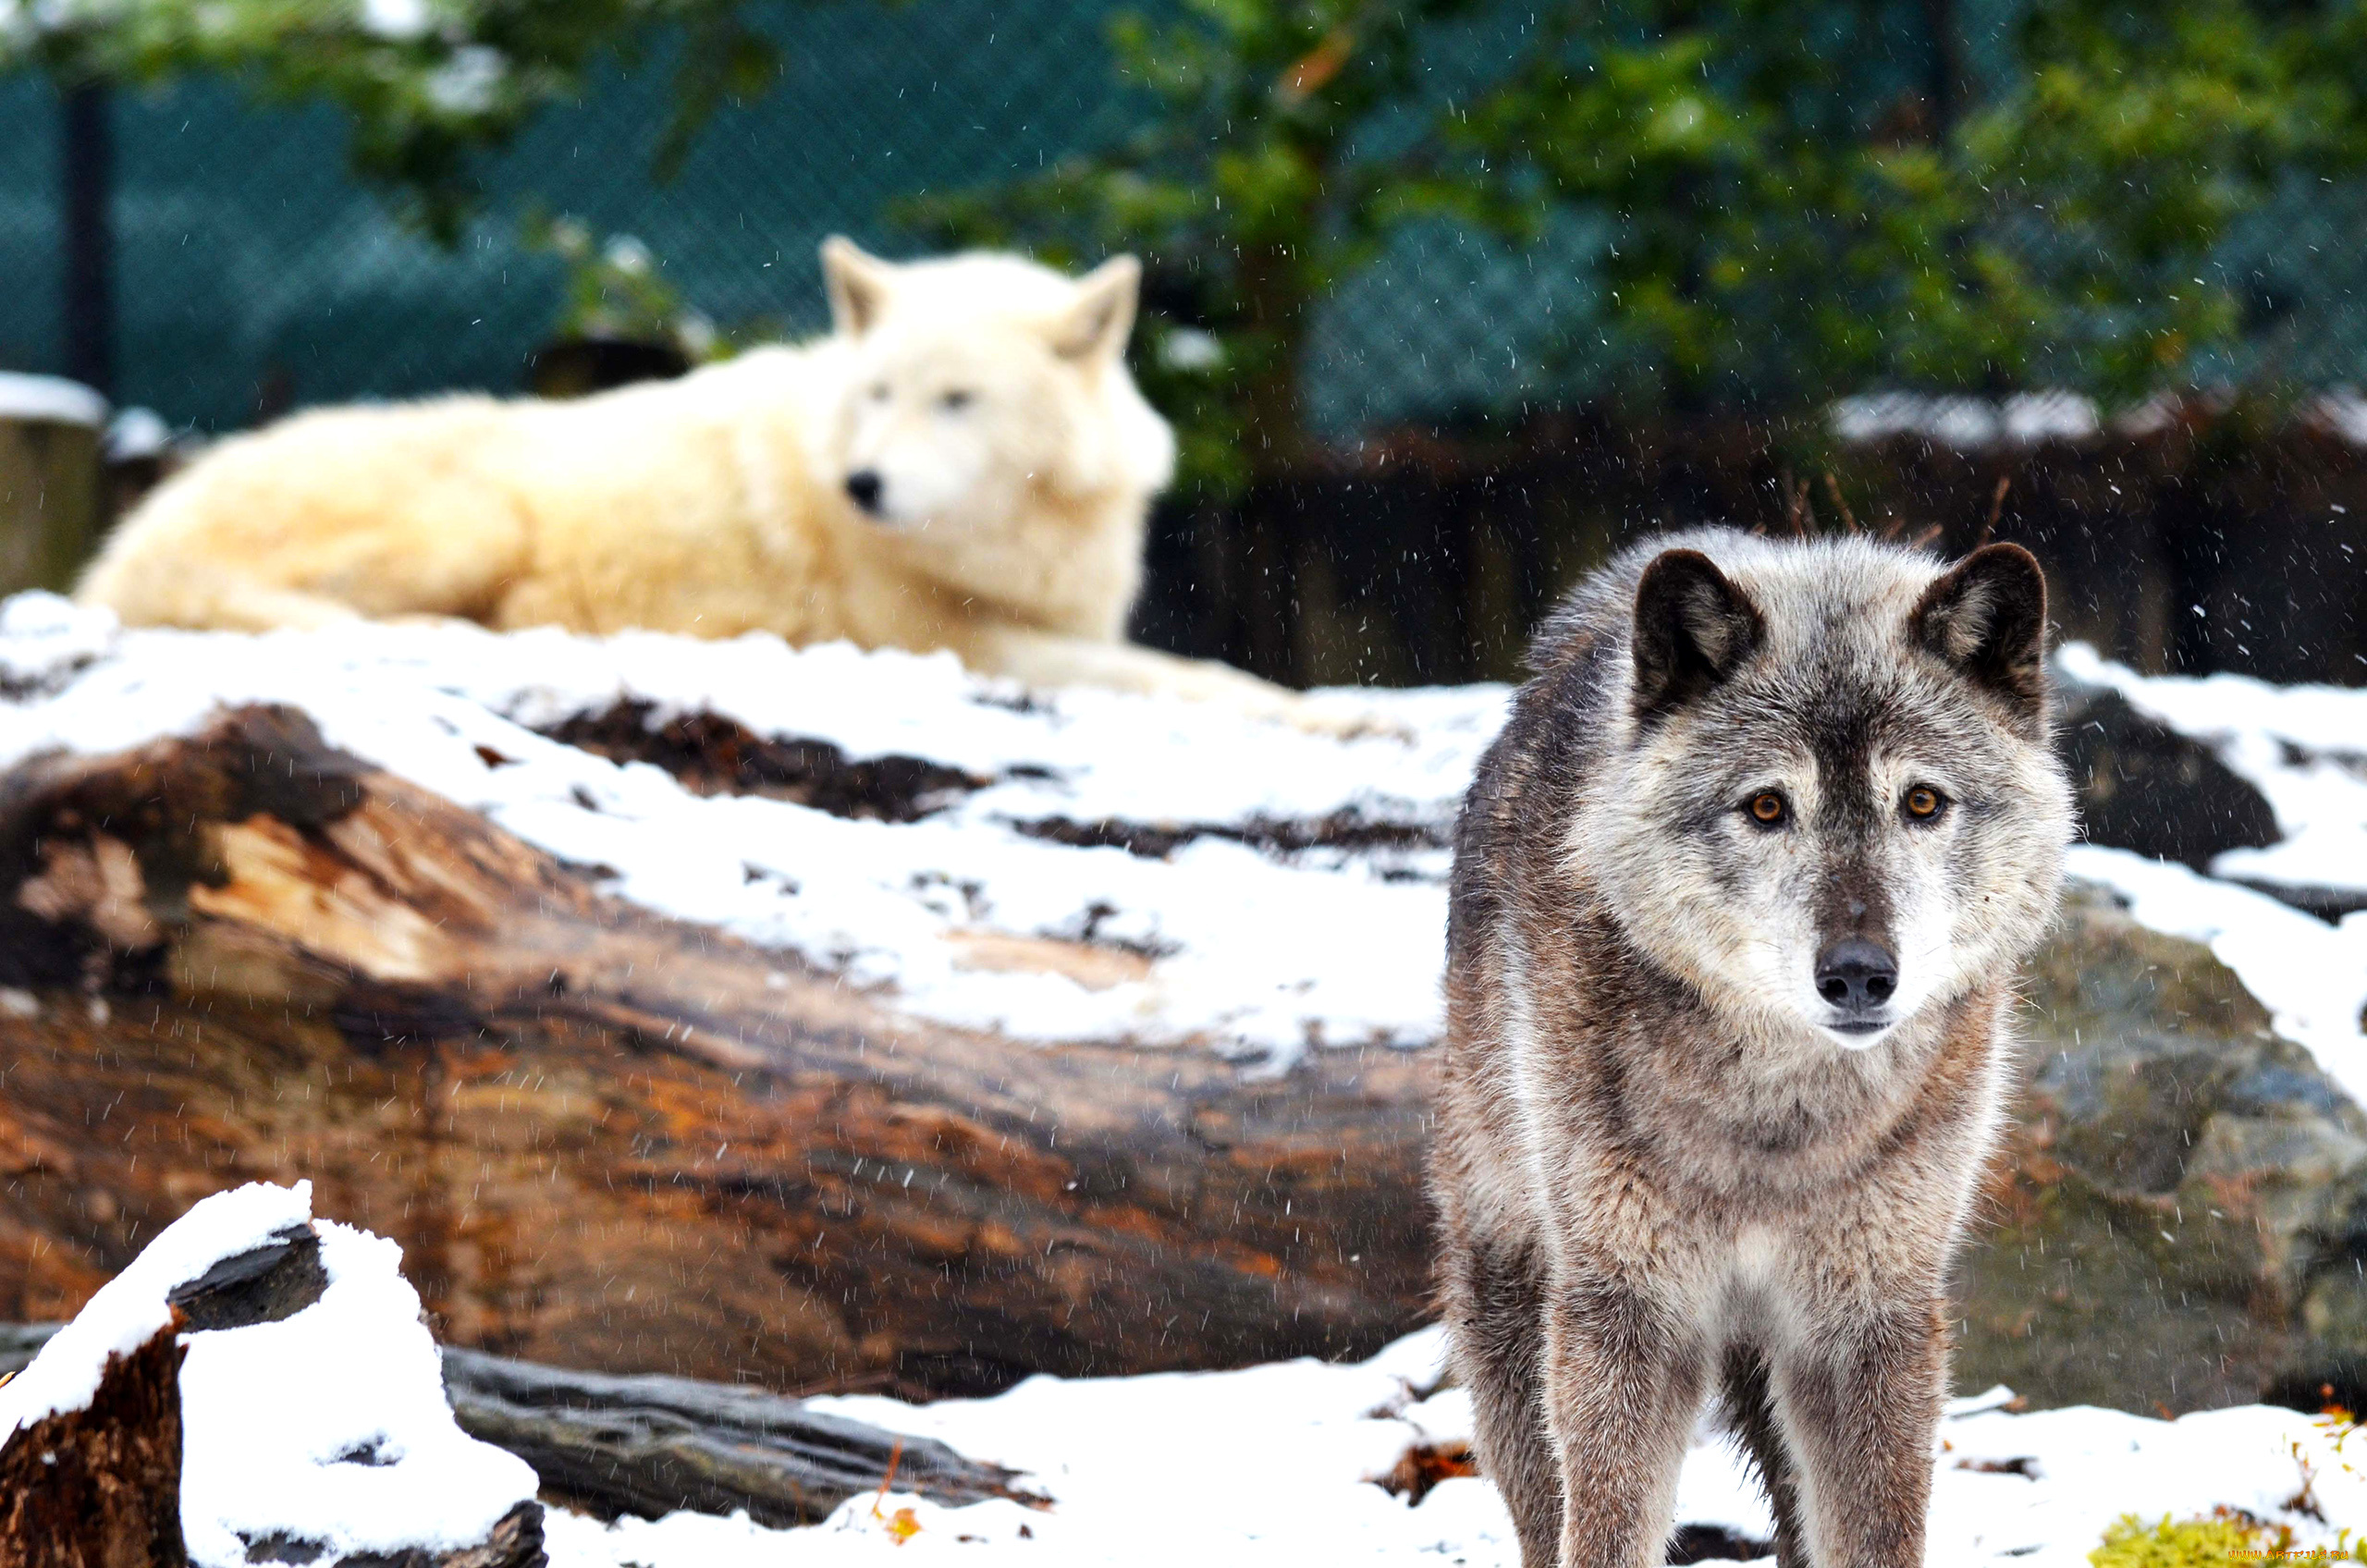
[1773,1299,1945,1567]
[1442,1233,1561,1568]
[1543,1273,1706,1568]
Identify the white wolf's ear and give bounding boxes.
[821,237,895,337]
[1049,255,1141,361]
[1631,549,1763,720]
[1913,543,2049,728]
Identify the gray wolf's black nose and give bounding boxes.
[845,471,884,512]
[1816,937,1898,1013]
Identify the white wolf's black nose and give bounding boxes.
[845,471,884,513]
[1816,937,1898,1015]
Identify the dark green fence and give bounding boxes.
[7,1,2367,441]
[0,1,1145,432]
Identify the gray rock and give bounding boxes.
[2052,667,2282,875]
[1956,881,2367,1413]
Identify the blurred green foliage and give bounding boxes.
[902,0,1473,494]
[907,0,2367,494]
[522,213,720,356]
[1,0,780,238]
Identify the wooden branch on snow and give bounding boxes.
[443,1347,1041,1525]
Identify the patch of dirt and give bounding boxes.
[1012,811,1444,861]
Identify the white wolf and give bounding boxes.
[77,239,1324,721]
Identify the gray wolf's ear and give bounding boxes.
[1049,255,1141,361]
[821,236,894,337]
[1631,548,1763,720]
[1913,542,2048,726]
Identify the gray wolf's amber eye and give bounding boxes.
[1905,785,1945,820]
[1748,790,1787,827]
[939,389,975,410]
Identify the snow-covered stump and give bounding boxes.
[0,1182,545,1568]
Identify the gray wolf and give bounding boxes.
[1431,529,2071,1567]
[76,239,1321,722]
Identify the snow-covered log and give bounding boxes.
[0,694,1437,1392]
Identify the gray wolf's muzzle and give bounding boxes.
[1815,936,1897,1035]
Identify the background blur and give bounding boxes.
[5,0,2367,688]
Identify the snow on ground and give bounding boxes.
[0,1181,538,1568]
[23,1183,2361,1563]
[0,599,2359,1089]
[4,612,2364,1558]
[543,1325,2367,1567]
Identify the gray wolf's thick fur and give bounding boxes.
[1431,529,2072,1567]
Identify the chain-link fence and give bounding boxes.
[8,0,2367,438]
[0,0,1781,442]
[0,0,1147,432]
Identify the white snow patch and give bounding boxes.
[543,1327,2367,1568]
[178,1219,539,1567]
[1831,391,2099,448]
[0,1181,310,1437]
[103,406,174,462]
[0,606,2358,1091]
[2059,641,2367,903]
[0,371,104,428]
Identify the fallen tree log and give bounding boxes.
[0,706,1432,1395]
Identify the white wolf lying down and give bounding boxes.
[78,239,1331,724]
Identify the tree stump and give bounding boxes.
[0,1317,188,1567]
[0,376,106,595]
